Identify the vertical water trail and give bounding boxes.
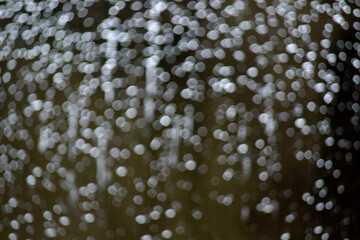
[106,30,117,60]
[184,104,194,137]
[237,120,251,180]
[67,103,78,161]
[95,28,117,191]
[103,81,114,104]
[144,56,159,122]
[143,1,164,122]
[67,103,79,208]
[168,121,181,168]
[95,126,109,191]
[67,170,78,209]
[260,83,276,139]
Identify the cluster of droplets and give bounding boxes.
[0,0,360,239]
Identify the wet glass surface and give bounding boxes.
[0,0,360,239]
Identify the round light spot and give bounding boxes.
[116,166,128,177]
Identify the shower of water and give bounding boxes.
[0,0,359,239]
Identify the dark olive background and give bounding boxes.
[0,1,359,239]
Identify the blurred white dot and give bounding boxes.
[44,228,57,238]
[165,209,176,218]
[26,175,36,186]
[255,24,268,34]
[294,118,306,128]
[160,115,171,127]
[237,144,248,154]
[286,43,298,53]
[8,198,18,208]
[192,209,202,220]
[8,233,17,240]
[10,220,19,230]
[314,225,323,234]
[125,108,137,119]
[280,232,290,240]
[135,215,147,224]
[140,234,152,240]
[59,216,70,226]
[259,171,268,181]
[224,82,236,93]
[185,160,196,171]
[134,144,145,155]
[126,85,138,96]
[233,50,245,61]
[223,168,234,181]
[255,139,265,149]
[24,213,33,223]
[247,67,258,78]
[116,166,128,177]
[84,213,95,223]
[161,230,172,239]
